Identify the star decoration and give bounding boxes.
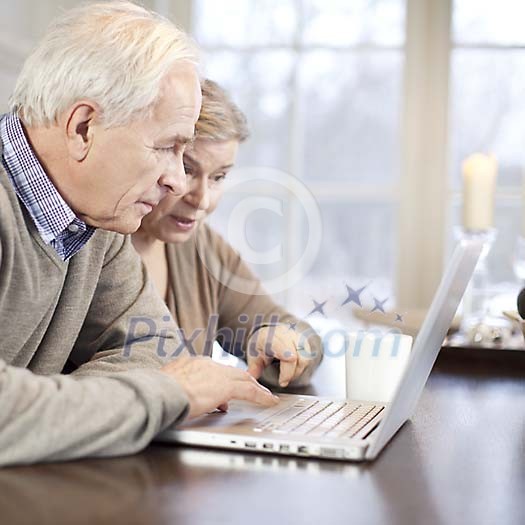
[395,313,404,323]
[287,322,297,331]
[307,299,327,317]
[371,297,388,314]
[341,284,368,308]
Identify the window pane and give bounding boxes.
[192,1,404,312]
[449,1,525,317]
[299,50,403,184]
[449,50,525,191]
[290,200,397,323]
[193,0,298,47]
[207,186,289,285]
[453,0,525,45]
[301,0,406,47]
[201,50,294,169]
[206,171,318,305]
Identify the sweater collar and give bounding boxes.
[0,113,94,259]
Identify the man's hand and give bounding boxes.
[161,356,279,419]
[246,325,313,388]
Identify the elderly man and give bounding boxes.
[0,1,277,467]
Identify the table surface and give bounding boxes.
[1,350,524,525]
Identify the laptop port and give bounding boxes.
[245,441,257,449]
[279,444,290,453]
[297,446,309,455]
[263,443,274,450]
[320,447,344,458]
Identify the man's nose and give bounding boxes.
[159,154,187,196]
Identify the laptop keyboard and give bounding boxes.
[254,399,384,439]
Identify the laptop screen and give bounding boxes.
[366,238,483,459]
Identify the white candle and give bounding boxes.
[462,153,497,231]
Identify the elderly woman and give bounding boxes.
[132,80,322,389]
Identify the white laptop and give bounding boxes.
[157,239,483,461]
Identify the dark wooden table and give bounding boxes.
[1,349,524,525]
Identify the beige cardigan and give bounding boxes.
[165,223,323,387]
[0,163,189,467]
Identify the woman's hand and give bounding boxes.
[246,325,314,387]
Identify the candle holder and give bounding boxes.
[512,235,525,285]
[454,227,509,344]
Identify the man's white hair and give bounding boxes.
[10,1,199,128]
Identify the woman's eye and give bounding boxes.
[155,146,174,153]
[212,174,226,183]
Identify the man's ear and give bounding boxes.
[64,102,99,162]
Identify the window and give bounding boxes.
[1,0,521,323]
[448,0,525,310]
[193,0,406,323]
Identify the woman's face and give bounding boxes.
[140,138,239,244]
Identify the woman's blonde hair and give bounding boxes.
[195,79,249,143]
[10,1,199,128]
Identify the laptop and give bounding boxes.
[157,238,483,461]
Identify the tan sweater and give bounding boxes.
[165,224,323,387]
[0,164,189,467]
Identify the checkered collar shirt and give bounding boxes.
[0,112,95,261]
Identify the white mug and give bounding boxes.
[345,331,413,403]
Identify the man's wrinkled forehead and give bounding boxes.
[148,64,201,141]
